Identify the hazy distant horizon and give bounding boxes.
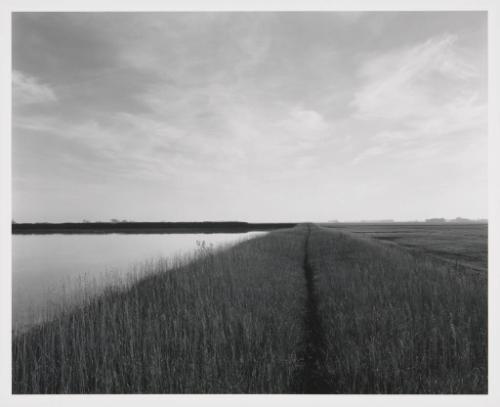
[12,12,487,223]
[11,216,488,224]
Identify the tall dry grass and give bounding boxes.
[308,226,487,393]
[12,224,487,394]
[12,227,308,393]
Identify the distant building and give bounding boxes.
[425,218,446,223]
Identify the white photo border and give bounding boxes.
[1,1,498,406]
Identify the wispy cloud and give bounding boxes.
[349,33,486,167]
[352,146,386,165]
[351,34,478,121]
[277,108,329,133]
[13,70,57,106]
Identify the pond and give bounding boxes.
[12,232,265,331]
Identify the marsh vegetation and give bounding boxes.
[12,224,487,394]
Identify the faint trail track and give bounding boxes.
[292,225,332,393]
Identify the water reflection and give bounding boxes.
[12,232,264,330]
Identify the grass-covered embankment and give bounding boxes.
[307,226,487,393]
[12,224,487,394]
[12,227,308,394]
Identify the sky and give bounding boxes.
[12,12,487,223]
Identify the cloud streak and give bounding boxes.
[351,34,479,121]
[13,70,57,106]
[349,33,486,171]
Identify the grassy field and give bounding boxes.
[320,222,487,271]
[12,223,487,394]
[309,226,487,393]
[12,227,308,393]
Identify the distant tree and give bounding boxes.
[82,219,91,223]
[425,218,446,223]
[110,218,119,223]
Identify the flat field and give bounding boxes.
[320,223,487,271]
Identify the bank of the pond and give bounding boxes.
[13,226,308,394]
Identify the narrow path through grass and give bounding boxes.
[292,225,331,393]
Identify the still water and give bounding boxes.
[12,232,264,331]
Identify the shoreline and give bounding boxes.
[12,221,298,235]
